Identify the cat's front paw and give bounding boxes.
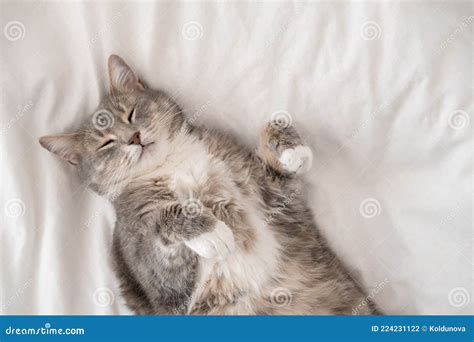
[184,221,236,260]
[278,145,313,174]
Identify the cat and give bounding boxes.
[39,55,377,315]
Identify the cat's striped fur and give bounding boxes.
[39,55,377,315]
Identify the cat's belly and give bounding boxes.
[146,139,281,311]
[191,205,281,313]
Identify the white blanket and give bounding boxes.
[1,1,472,315]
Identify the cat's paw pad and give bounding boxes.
[278,145,313,174]
[185,221,235,260]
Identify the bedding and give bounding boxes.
[0,0,472,315]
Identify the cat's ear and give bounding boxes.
[39,133,82,166]
[108,55,142,95]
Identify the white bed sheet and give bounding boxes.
[1,1,472,315]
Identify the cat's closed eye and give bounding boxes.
[97,139,115,150]
[127,106,136,124]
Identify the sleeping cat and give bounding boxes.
[39,55,377,315]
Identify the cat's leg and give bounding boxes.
[258,122,313,175]
[157,202,235,260]
[111,234,155,315]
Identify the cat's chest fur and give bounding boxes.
[123,136,281,311]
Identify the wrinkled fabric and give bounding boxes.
[0,1,472,315]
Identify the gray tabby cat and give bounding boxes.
[39,55,377,315]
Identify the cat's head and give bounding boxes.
[39,55,184,196]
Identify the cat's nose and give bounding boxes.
[128,131,141,145]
